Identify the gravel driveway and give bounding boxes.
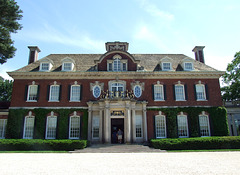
[1,152,240,175]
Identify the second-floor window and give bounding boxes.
[196,84,206,100]
[49,85,60,102]
[154,84,164,101]
[70,85,81,101]
[175,84,185,101]
[27,85,38,101]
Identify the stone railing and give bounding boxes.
[100,90,135,100]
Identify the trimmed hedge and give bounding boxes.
[148,107,229,138]
[6,108,88,139]
[151,136,240,150]
[0,139,87,151]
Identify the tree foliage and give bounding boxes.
[0,76,13,101]
[0,0,23,64]
[221,51,240,102]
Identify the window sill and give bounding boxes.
[48,101,60,102]
[196,99,208,101]
[26,100,37,102]
[154,100,165,102]
[175,100,187,101]
[69,100,81,102]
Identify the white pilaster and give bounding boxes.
[132,103,136,143]
[142,102,148,142]
[104,100,111,143]
[126,101,131,143]
[87,102,93,141]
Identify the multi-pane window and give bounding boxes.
[46,116,57,139]
[162,62,171,71]
[49,85,60,101]
[154,85,164,101]
[27,85,38,101]
[177,115,189,138]
[40,63,50,71]
[92,116,100,139]
[111,83,124,97]
[23,116,35,139]
[196,84,206,100]
[70,85,81,101]
[175,85,185,101]
[199,115,210,137]
[62,63,73,71]
[184,62,193,71]
[0,119,7,139]
[155,115,166,138]
[135,115,142,138]
[69,116,80,139]
[93,85,101,98]
[134,85,142,98]
[122,63,127,71]
[108,62,113,71]
[113,58,121,71]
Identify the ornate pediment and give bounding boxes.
[105,41,129,52]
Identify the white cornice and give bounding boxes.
[8,71,225,80]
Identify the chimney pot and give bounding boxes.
[192,46,205,63]
[28,46,41,64]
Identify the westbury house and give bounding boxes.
[1,41,229,143]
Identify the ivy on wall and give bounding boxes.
[6,108,88,140]
[148,107,229,138]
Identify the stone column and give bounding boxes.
[126,101,131,143]
[132,103,136,143]
[99,108,103,142]
[87,102,93,141]
[104,100,111,143]
[142,102,148,142]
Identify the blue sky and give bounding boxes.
[1,0,240,80]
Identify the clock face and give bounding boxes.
[93,85,101,98]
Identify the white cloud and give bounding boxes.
[0,65,13,80]
[137,0,174,20]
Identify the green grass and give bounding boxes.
[167,149,240,152]
[0,151,68,153]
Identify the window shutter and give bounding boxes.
[68,85,71,101]
[80,115,83,139]
[152,85,155,100]
[164,85,167,100]
[37,85,40,101]
[59,85,62,101]
[184,84,188,100]
[205,84,209,100]
[47,85,50,101]
[25,85,28,101]
[80,85,82,101]
[173,85,176,100]
[194,84,197,100]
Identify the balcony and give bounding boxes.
[100,90,135,100]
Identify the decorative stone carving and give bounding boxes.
[90,81,104,91]
[131,81,145,91]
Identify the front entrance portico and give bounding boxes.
[87,100,148,143]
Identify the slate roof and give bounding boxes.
[14,53,218,72]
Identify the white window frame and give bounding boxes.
[134,85,142,98]
[177,114,189,138]
[23,113,35,139]
[135,115,143,138]
[175,84,185,101]
[196,84,206,101]
[49,85,60,102]
[155,114,167,138]
[162,62,172,71]
[69,114,81,139]
[27,85,38,102]
[113,58,121,71]
[70,85,81,102]
[40,62,51,71]
[122,62,127,71]
[45,115,57,139]
[92,116,100,139]
[199,114,211,137]
[93,85,101,98]
[62,62,73,71]
[154,84,164,101]
[184,62,193,71]
[0,119,7,139]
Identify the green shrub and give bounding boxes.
[0,139,87,151]
[151,136,240,150]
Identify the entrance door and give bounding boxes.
[111,118,124,144]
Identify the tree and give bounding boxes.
[0,0,23,64]
[221,51,240,102]
[0,76,13,101]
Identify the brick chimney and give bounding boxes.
[28,46,41,64]
[192,46,205,63]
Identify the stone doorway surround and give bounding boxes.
[87,99,148,143]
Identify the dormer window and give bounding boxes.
[108,54,128,71]
[184,62,193,71]
[162,62,171,71]
[40,63,50,71]
[62,62,73,71]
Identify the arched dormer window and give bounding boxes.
[61,57,75,71]
[108,54,127,72]
[39,58,53,71]
[160,57,173,71]
[181,57,194,71]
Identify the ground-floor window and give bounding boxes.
[177,114,189,138]
[135,115,142,138]
[155,115,166,138]
[199,114,210,137]
[92,116,100,139]
[0,119,7,139]
[69,115,80,139]
[23,116,35,139]
[45,116,57,139]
